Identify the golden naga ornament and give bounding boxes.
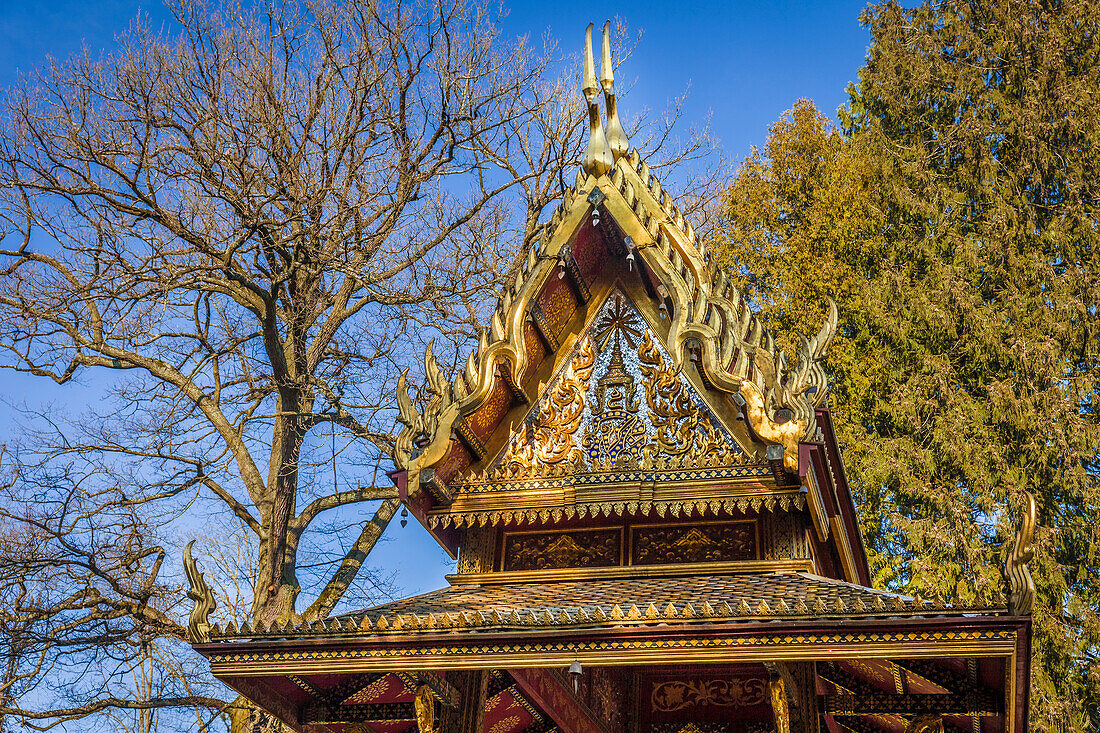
[1005,490,1037,616]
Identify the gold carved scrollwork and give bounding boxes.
[499,337,595,476]
[415,684,437,733]
[651,679,767,711]
[637,332,742,467]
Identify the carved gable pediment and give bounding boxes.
[473,289,749,485]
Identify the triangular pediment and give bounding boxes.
[476,288,751,483]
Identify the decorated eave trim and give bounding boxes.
[203,594,1009,643]
[425,493,805,530]
[392,23,837,499]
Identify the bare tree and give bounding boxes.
[0,0,725,730]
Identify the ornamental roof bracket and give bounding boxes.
[582,22,614,177]
[1005,491,1037,616]
[183,540,216,643]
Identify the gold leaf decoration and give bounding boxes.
[637,332,743,466]
[499,336,595,476]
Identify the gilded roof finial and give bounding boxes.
[183,540,217,643]
[582,23,613,177]
[600,21,629,161]
[1005,491,1037,616]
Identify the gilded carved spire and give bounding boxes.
[1006,491,1037,616]
[582,23,613,177]
[601,21,629,160]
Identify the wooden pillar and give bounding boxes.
[767,662,819,733]
[440,671,489,733]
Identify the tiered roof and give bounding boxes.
[185,21,1036,733]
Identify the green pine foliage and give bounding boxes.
[712,2,1100,729]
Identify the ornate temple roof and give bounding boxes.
[182,23,1038,733]
[390,22,838,514]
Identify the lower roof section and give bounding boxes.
[192,574,1029,733]
[197,615,1030,733]
[205,572,1008,644]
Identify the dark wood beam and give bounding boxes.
[397,671,461,707]
[301,701,416,725]
[441,670,489,733]
[509,668,607,733]
[818,663,883,697]
[320,672,388,706]
[822,693,1002,717]
[893,660,965,694]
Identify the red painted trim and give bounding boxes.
[509,667,608,733]
[1013,615,1033,733]
[814,408,872,586]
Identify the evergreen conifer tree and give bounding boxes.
[714,2,1100,728]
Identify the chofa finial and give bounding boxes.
[601,21,629,161]
[1005,491,1037,616]
[183,540,217,642]
[582,23,613,177]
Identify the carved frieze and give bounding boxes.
[650,678,768,711]
[631,522,757,566]
[503,529,622,571]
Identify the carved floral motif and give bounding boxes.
[650,678,768,711]
[503,529,621,571]
[499,336,595,476]
[489,292,746,480]
[638,332,742,467]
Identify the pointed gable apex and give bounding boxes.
[393,153,835,502]
[391,22,837,532]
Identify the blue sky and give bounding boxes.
[0,0,872,600]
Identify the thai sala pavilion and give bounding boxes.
[186,21,1036,733]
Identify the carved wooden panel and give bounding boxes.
[502,529,622,571]
[457,527,496,574]
[630,522,756,565]
[635,670,775,733]
[761,513,809,561]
